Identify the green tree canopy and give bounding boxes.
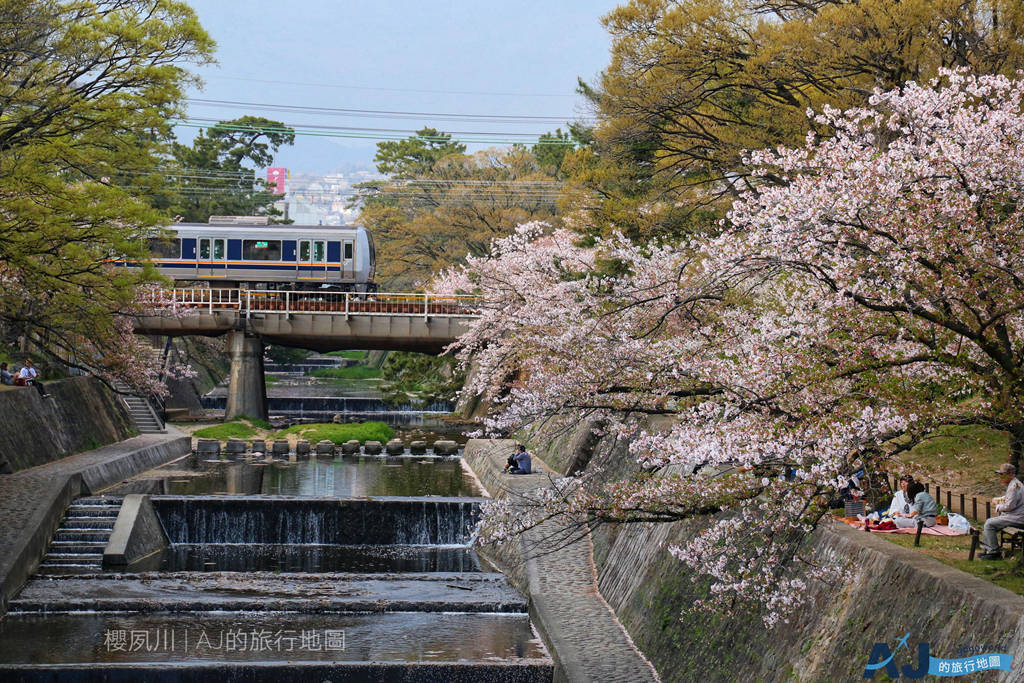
[373,128,467,177]
[0,0,213,383]
[162,116,296,222]
[357,133,563,288]
[565,0,1024,241]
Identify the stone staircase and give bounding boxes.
[37,496,123,575]
[113,379,166,434]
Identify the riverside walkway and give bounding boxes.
[0,428,189,615]
[464,439,660,683]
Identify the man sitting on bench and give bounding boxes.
[979,463,1024,560]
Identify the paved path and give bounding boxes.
[466,439,660,683]
[0,428,189,614]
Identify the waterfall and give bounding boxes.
[153,496,481,545]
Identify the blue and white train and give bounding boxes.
[139,222,377,291]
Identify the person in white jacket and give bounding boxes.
[979,463,1024,560]
[887,475,915,517]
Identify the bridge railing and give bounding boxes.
[166,288,482,317]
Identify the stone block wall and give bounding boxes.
[0,376,134,473]
[518,418,1024,682]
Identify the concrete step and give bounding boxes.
[62,519,116,530]
[49,542,107,554]
[54,530,113,542]
[36,565,100,575]
[42,554,103,564]
[75,496,123,506]
[66,506,119,518]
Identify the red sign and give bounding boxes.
[266,167,287,194]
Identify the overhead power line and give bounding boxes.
[201,74,580,99]
[185,98,590,125]
[174,118,578,145]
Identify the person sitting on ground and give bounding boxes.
[17,359,49,398]
[508,444,532,474]
[0,362,12,386]
[887,474,915,518]
[979,463,1024,560]
[503,452,518,473]
[892,482,938,529]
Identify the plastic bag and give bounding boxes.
[947,512,971,533]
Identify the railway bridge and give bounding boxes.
[136,289,481,420]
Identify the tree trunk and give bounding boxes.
[1009,424,1024,473]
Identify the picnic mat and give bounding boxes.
[836,517,967,536]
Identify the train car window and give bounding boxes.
[148,238,181,259]
[344,242,353,260]
[299,240,311,261]
[313,241,326,262]
[243,239,282,260]
[213,239,225,260]
[199,238,210,259]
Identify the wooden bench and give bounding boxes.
[968,524,1024,560]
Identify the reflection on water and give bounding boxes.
[0,612,547,663]
[106,454,482,498]
[157,543,481,573]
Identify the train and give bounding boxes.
[131,221,377,291]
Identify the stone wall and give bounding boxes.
[0,377,134,473]
[517,419,1024,682]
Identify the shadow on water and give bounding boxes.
[156,543,481,572]
[0,612,547,664]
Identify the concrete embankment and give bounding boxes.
[509,418,1024,682]
[0,393,189,616]
[464,439,660,683]
[0,376,135,473]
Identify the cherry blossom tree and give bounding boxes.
[434,70,1024,625]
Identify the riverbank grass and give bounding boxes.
[274,421,394,444]
[191,421,259,440]
[871,530,1024,595]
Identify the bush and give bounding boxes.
[274,421,394,444]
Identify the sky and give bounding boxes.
[179,1,622,176]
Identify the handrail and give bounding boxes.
[164,288,483,318]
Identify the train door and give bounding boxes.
[342,239,355,280]
[197,237,227,278]
[298,239,327,282]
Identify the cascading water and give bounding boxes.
[153,496,480,545]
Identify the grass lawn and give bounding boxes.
[312,377,382,391]
[273,421,394,444]
[192,422,259,440]
[325,350,367,359]
[191,415,273,440]
[896,425,1009,498]
[873,530,1024,595]
[310,366,381,380]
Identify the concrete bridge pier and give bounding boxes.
[224,331,267,421]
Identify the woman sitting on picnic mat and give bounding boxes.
[887,474,915,518]
[891,482,938,529]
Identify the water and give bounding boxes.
[156,543,481,572]
[105,453,482,497]
[0,612,547,664]
[153,496,480,545]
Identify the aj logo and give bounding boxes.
[864,632,929,679]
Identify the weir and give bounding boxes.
[2,441,553,680]
[153,495,481,545]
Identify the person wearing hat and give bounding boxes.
[979,463,1024,560]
